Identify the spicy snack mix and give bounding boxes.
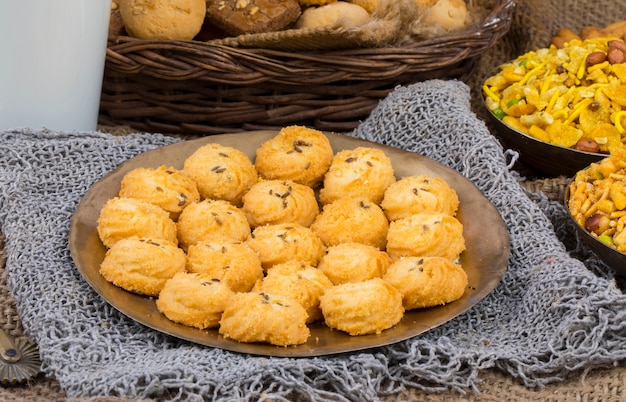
[483,38,626,154]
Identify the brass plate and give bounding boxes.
[69,131,510,357]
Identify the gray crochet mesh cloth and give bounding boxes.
[1,80,625,401]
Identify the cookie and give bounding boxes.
[252,261,333,323]
[386,213,465,260]
[185,239,263,292]
[310,196,389,249]
[254,125,334,188]
[118,165,200,220]
[246,223,326,270]
[99,237,186,296]
[156,272,235,329]
[241,179,319,228]
[183,143,257,206]
[119,0,206,40]
[205,0,301,36]
[176,199,251,251]
[219,291,310,346]
[380,174,459,221]
[319,146,396,205]
[319,278,404,335]
[317,242,392,284]
[383,256,467,309]
[97,197,178,249]
[295,1,371,29]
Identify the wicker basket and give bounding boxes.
[99,0,515,135]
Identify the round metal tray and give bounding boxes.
[69,131,510,357]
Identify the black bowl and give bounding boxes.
[482,97,604,177]
[565,186,626,277]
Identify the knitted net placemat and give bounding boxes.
[1,80,625,401]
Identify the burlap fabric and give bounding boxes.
[2,0,626,400]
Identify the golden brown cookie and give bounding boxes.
[317,242,392,285]
[310,196,389,249]
[183,143,257,206]
[118,165,200,220]
[252,261,333,323]
[119,0,207,40]
[380,175,459,221]
[241,179,320,228]
[423,0,468,31]
[97,197,178,249]
[319,278,404,335]
[219,291,310,346]
[254,125,334,188]
[246,223,326,270]
[176,199,251,251]
[295,1,371,29]
[99,237,186,297]
[383,256,467,309]
[386,213,465,261]
[319,147,396,205]
[156,272,235,329]
[186,239,263,293]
